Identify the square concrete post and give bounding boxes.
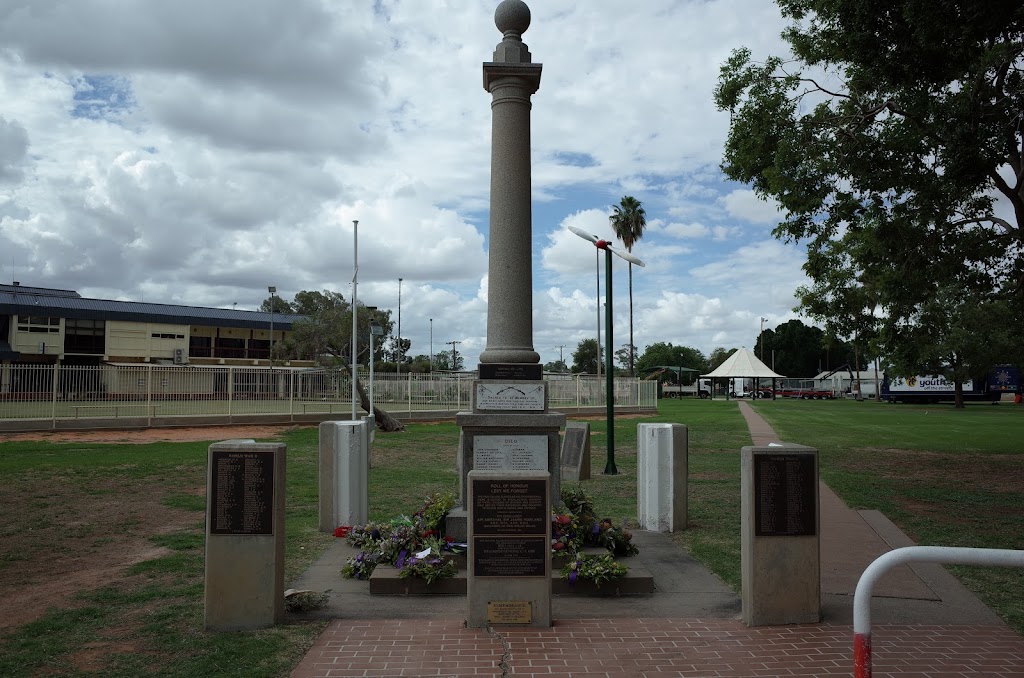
[319,420,369,532]
[636,423,688,532]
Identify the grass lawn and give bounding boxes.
[0,397,1020,676]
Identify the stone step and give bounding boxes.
[368,557,654,596]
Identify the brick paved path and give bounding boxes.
[291,618,1024,677]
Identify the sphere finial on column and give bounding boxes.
[495,0,531,38]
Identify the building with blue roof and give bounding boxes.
[0,281,309,370]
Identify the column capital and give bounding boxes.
[482,62,542,93]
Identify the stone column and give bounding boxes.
[479,0,542,366]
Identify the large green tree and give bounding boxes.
[609,196,647,376]
[278,290,403,430]
[635,342,708,380]
[571,338,603,374]
[715,0,1024,381]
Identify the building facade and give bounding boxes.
[1,282,310,394]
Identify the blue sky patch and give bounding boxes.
[71,74,135,121]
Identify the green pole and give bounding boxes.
[603,246,617,475]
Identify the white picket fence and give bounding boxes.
[0,363,656,425]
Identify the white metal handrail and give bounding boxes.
[853,545,1024,678]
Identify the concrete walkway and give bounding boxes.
[289,402,1023,677]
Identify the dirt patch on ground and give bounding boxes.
[845,447,1024,494]
[0,424,308,445]
[0,425,309,631]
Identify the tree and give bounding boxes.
[715,0,1024,378]
[635,342,708,381]
[543,359,568,373]
[609,196,647,376]
[259,295,294,314]
[433,349,464,372]
[571,338,603,374]
[280,290,404,431]
[707,347,736,371]
[614,343,638,372]
[883,283,1016,407]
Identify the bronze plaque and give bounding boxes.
[210,450,275,535]
[472,478,547,535]
[487,600,533,624]
[754,453,816,537]
[473,536,547,577]
[478,363,543,380]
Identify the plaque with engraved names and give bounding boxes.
[473,536,548,577]
[472,478,547,535]
[754,453,816,537]
[210,450,275,535]
[473,435,548,471]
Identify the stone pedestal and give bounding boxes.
[204,441,286,631]
[637,423,688,532]
[449,410,565,540]
[741,443,821,626]
[318,420,369,532]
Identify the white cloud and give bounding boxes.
[721,189,784,224]
[0,0,814,366]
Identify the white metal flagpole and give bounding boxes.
[351,219,358,421]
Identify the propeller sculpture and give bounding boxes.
[568,225,645,474]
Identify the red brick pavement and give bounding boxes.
[290,618,1024,677]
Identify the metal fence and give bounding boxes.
[0,363,656,425]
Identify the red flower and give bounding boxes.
[334,525,352,538]
[444,536,455,543]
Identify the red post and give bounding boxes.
[854,632,871,678]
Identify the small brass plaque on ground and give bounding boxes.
[487,600,532,624]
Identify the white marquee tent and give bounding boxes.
[702,348,784,398]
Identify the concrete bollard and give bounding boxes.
[318,420,369,532]
[636,423,688,532]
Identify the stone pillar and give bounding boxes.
[636,423,688,532]
[478,0,542,366]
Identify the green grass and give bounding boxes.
[2,397,1022,676]
[751,398,1024,631]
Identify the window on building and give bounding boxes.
[189,335,212,357]
[65,318,105,354]
[17,316,60,333]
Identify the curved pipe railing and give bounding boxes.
[854,546,1024,678]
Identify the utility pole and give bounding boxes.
[448,340,461,371]
[558,344,565,371]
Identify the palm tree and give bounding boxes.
[609,196,646,376]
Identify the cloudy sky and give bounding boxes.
[0,0,810,368]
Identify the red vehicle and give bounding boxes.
[764,387,835,399]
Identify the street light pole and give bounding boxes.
[397,277,403,375]
[567,225,645,475]
[759,316,767,362]
[268,286,276,373]
[429,318,433,374]
[369,309,383,419]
